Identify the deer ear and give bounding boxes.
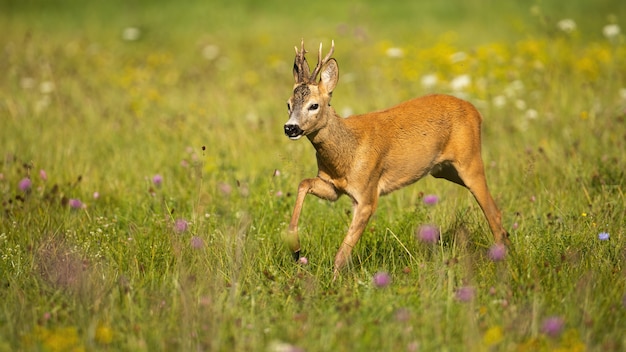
[319,58,338,94]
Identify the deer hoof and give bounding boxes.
[292,250,301,262]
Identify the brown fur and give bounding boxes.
[284,41,508,279]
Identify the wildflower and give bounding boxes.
[174,219,188,233]
[268,340,305,352]
[190,236,204,249]
[275,190,284,197]
[541,316,565,337]
[488,244,507,261]
[218,182,232,196]
[298,257,308,265]
[603,24,621,40]
[202,44,220,60]
[39,169,48,181]
[152,174,163,187]
[372,271,391,288]
[68,198,83,209]
[598,232,610,240]
[122,27,141,41]
[557,19,577,33]
[18,178,32,192]
[416,224,439,244]
[450,51,468,63]
[525,109,538,119]
[273,169,281,177]
[95,324,114,344]
[492,95,506,108]
[483,326,504,346]
[39,81,55,94]
[512,222,519,230]
[93,192,100,200]
[450,74,471,91]
[385,47,404,58]
[423,194,439,206]
[421,74,438,89]
[455,286,475,302]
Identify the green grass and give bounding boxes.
[1,0,626,351]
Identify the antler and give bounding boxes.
[293,39,310,83]
[293,40,335,84]
[309,40,335,82]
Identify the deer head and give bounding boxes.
[284,40,338,140]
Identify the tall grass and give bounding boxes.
[1,0,625,351]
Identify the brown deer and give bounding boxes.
[284,40,508,278]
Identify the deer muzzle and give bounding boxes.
[284,124,304,140]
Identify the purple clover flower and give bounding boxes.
[455,286,475,302]
[39,169,48,181]
[174,219,189,233]
[373,271,392,288]
[488,244,507,261]
[68,198,83,209]
[423,194,439,206]
[598,232,610,241]
[541,316,565,337]
[417,224,440,244]
[18,178,32,192]
[190,236,204,249]
[152,174,163,187]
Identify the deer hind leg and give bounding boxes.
[287,177,339,261]
[433,160,509,244]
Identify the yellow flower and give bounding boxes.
[29,326,85,352]
[483,326,504,346]
[95,324,114,345]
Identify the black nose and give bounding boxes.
[284,124,304,138]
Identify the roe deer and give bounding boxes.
[283,40,508,278]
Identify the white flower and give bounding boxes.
[525,109,538,119]
[514,99,527,110]
[603,24,621,39]
[122,27,141,41]
[450,74,471,91]
[557,19,577,33]
[450,51,468,63]
[202,45,220,60]
[492,95,506,108]
[385,47,404,58]
[420,73,438,89]
[39,81,55,94]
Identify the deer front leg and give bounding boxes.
[333,196,378,280]
[287,177,339,261]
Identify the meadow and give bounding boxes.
[1,0,626,351]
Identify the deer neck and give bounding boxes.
[307,108,357,175]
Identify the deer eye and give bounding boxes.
[308,103,319,111]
